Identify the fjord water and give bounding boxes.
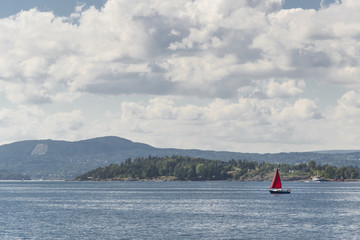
[0,181,359,239]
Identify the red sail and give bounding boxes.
[270,169,282,189]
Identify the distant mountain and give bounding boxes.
[313,150,360,154]
[0,136,360,179]
[0,136,156,179]
[0,169,30,180]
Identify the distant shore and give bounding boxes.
[77,176,360,182]
[75,156,360,182]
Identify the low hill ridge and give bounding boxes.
[0,136,359,179]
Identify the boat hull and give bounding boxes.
[269,189,291,194]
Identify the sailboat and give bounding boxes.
[269,169,291,194]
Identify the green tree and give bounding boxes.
[196,163,206,179]
[323,165,336,179]
[174,164,187,180]
[308,160,316,170]
[187,167,196,180]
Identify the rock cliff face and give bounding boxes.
[31,143,48,156]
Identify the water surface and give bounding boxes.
[0,181,359,239]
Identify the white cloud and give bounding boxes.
[1,0,360,152]
[333,90,360,127]
[266,79,305,98]
[1,0,359,102]
[85,96,324,152]
[0,106,84,143]
[250,78,306,99]
[278,98,323,121]
[336,90,360,109]
[42,110,84,137]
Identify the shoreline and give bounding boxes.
[75,176,360,182]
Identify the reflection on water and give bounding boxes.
[0,181,359,239]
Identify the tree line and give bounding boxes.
[76,156,360,181]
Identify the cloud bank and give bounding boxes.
[0,0,360,152]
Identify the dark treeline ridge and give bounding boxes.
[76,156,360,181]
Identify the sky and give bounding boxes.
[1,0,359,153]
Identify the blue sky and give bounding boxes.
[283,0,333,9]
[0,0,359,153]
[0,0,104,17]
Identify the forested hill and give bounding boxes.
[76,156,360,181]
[0,136,360,179]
